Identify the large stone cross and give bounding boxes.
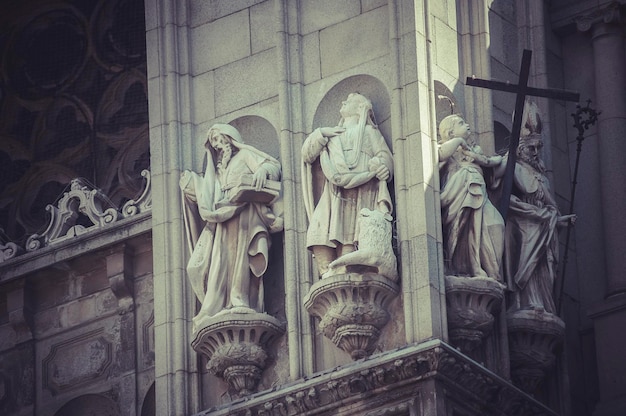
[466,49,580,219]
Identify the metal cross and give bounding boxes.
[466,49,580,220]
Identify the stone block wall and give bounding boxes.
[0,231,154,416]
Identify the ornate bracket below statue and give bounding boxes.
[506,309,565,394]
[191,311,285,397]
[304,273,400,360]
[445,275,506,352]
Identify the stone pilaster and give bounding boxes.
[576,4,626,415]
[575,2,626,298]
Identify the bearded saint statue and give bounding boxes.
[180,124,283,330]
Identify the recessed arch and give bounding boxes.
[228,115,280,160]
[140,383,155,416]
[54,393,119,416]
[434,80,462,133]
[312,75,391,149]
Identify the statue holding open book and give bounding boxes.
[180,123,283,328]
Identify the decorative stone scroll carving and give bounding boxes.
[0,229,21,264]
[574,1,621,32]
[191,312,284,396]
[507,310,565,393]
[25,178,119,251]
[445,276,505,352]
[304,273,399,360]
[121,169,152,217]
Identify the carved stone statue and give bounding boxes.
[438,114,505,280]
[180,124,283,328]
[504,133,575,313]
[302,93,395,279]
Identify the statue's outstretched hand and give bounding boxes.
[559,214,577,225]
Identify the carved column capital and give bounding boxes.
[575,2,622,34]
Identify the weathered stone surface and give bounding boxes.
[42,329,113,395]
[445,275,505,352]
[304,273,399,360]
[195,340,556,416]
[192,311,285,397]
[507,309,565,394]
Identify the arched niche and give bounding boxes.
[312,75,391,149]
[140,383,155,416]
[494,121,510,155]
[434,81,461,133]
[228,115,280,160]
[54,393,119,416]
[228,114,285,321]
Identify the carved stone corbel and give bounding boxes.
[507,309,565,393]
[444,275,505,352]
[6,280,34,344]
[304,273,400,360]
[191,312,284,396]
[106,244,134,313]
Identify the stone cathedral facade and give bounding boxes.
[1,1,625,415]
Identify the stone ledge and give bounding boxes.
[0,213,151,283]
[195,339,556,416]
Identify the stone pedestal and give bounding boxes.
[303,273,399,360]
[507,309,565,394]
[191,312,285,397]
[445,276,505,352]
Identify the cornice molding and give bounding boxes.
[196,340,556,416]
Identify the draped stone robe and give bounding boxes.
[181,146,281,329]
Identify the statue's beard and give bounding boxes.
[520,153,545,173]
[217,145,232,176]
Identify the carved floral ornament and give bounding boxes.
[0,170,151,263]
